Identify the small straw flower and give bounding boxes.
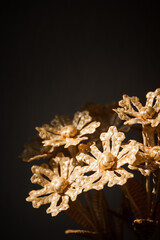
[36,111,100,151]
[128,143,160,176]
[114,88,160,127]
[26,153,86,216]
[76,126,136,191]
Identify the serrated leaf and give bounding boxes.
[65,199,95,231]
[92,190,106,231]
[122,178,148,218]
[115,205,124,240]
[91,190,117,239]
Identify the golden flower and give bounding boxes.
[114,88,160,127]
[76,126,135,191]
[26,153,86,216]
[128,143,160,175]
[36,111,100,151]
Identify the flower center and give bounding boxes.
[99,152,116,170]
[60,125,78,138]
[139,107,156,120]
[51,176,68,193]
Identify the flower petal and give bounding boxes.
[146,89,159,107]
[73,111,92,130]
[51,115,71,129]
[42,138,66,148]
[79,121,100,137]
[151,113,160,127]
[90,144,102,159]
[124,118,150,125]
[64,137,88,148]
[76,152,95,165]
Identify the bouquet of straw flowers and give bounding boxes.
[21,89,160,240]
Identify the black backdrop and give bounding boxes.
[2,1,160,240]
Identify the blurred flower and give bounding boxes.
[36,111,100,151]
[128,143,160,176]
[114,88,160,127]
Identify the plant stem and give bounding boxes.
[146,175,151,215]
[142,126,151,216]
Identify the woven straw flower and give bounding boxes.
[26,153,85,216]
[128,143,160,175]
[36,111,100,151]
[114,88,160,127]
[76,126,135,191]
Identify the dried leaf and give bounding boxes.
[123,178,148,219]
[92,190,107,231]
[65,198,94,231]
[92,190,116,239]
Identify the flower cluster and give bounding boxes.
[22,89,160,217]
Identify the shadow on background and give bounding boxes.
[2,1,160,240]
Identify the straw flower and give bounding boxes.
[26,153,86,216]
[76,126,136,191]
[114,88,160,127]
[128,143,160,175]
[36,111,100,151]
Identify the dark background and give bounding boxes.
[2,1,160,240]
